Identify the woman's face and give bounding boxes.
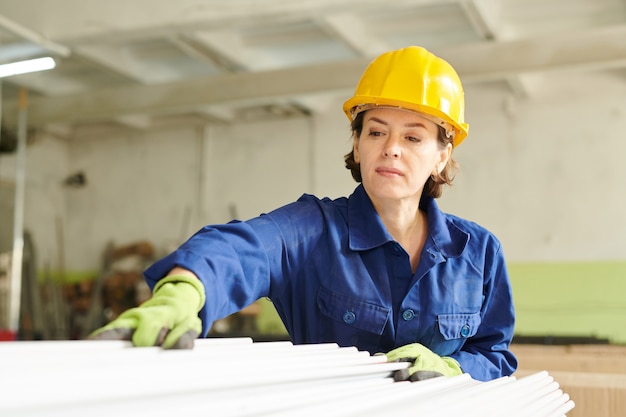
[353,107,451,204]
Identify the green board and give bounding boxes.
[509,261,626,344]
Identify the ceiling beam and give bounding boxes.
[4,58,360,126]
[0,13,71,57]
[114,114,153,130]
[459,0,500,40]
[169,35,238,72]
[3,24,626,127]
[441,24,626,81]
[183,30,256,71]
[73,44,155,83]
[317,12,391,58]
[460,0,537,98]
[0,0,449,43]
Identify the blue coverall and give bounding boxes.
[145,184,517,381]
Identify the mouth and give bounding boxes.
[375,166,404,177]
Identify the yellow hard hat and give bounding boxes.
[343,46,469,147]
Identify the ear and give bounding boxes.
[353,134,360,163]
[433,143,452,175]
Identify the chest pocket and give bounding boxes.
[438,312,481,339]
[317,286,390,335]
[430,312,482,356]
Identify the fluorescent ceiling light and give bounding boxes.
[0,56,56,78]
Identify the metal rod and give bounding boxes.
[8,88,27,335]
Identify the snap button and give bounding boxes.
[402,309,415,321]
[460,324,471,337]
[343,311,356,324]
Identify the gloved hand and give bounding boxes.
[88,274,206,349]
[385,343,462,382]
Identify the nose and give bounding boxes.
[382,135,401,158]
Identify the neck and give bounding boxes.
[370,194,428,273]
[372,196,424,243]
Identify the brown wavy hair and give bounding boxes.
[343,111,459,198]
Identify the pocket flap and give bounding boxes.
[437,312,481,340]
[317,287,390,335]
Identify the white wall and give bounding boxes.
[441,72,626,262]
[1,70,625,273]
[61,116,356,270]
[0,134,68,270]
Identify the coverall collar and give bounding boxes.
[347,184,469,258]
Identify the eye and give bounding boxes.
[368,129,384,137]
[406,135,421,143]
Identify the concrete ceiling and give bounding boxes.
[1,0,626,134]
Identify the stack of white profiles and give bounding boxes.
[0,338,574,416]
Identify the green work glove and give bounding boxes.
[88,275,206,349]
[385,343,463,382]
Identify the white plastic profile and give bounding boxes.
[0,338,574,417]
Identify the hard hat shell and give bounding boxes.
[343,46,469,147]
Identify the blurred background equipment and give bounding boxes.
[75,240,155,339]
[0,238,155,341]
[0,230,68,341]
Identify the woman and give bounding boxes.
[90,46,517,382]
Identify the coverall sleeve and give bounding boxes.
[143,197,325,336]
